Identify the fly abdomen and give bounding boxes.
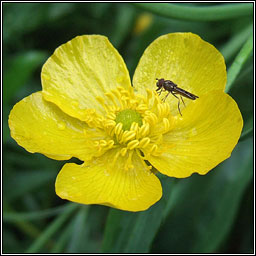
[174,87,199,100]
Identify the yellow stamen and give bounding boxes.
[106,112,116,120]
[138,123,150,138]
[124,150,134,170]
[120,147,128,156]
[83,87,173,161]
[120,130,136,144]
[105,92,118,108]
[162,118,170,133]
[139,137,151,148]
[127,140,140,150]
[114,123,123,137]
[130,122,139,132]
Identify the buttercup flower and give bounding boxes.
[9,33,243,211]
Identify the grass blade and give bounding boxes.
[25,203,78,253]
[225,33,253,92]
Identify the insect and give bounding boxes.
[156,78,199,116]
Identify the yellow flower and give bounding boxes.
[8,33,243,212]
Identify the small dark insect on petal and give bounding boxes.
[155,78,199,116]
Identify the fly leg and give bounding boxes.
[180,95,186,107]
[156,87,163,96]
[171,91,182,116]
[162,91,170,102]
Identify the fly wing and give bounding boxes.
[174,87,199,100]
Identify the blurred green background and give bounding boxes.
[3,3,253,253]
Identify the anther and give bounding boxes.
[139,137,151,148]
[127,140,140,150]
[106,112,116,120]
[130,122,139,132]
[114,123,123,136]
[99,140,107,146]
[120,130,136,143]
[150,144,158,154]
[138,123,150,138]
[136,104,148,112]
[147,113,158,125]
[162,118,170,132]
[107,140,115,148]
[120,147,127,156]
[104,120,116,128]
[105,92,118,108]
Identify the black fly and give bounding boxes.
[156,78,199,116]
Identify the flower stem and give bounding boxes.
[225,33,253,93]
[133,3,253,21]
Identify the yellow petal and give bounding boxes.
[42,35,131,121]
[146,91,243,178]
[56,149,162,211]
[133,33,226,115]
[8,92,105,161]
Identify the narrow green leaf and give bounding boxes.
[239,116,253,142]
[3,204,71,222]
[67,206,90,253]
[219,181,253,253]
[6,217,40,239]
[51,217,75,253]
[225,33,253,92]
[102,178,175,253]
[25,203,78,253]
[152,138,253,253]
[3,201,41,239]
[133,3,253,21]
[220,23,253,62]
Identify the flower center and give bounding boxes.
[115,109,142,131]
[83,86,174,170]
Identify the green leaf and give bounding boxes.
[3,204,71,222]
[25,203,78,253]
[3,51,47,105]
[133,3,253,21]
[225,33,253,92]
[66,206,90,253]
[219,180,253,253]
[4,169,57,202]
[152,138,253,253]
[220,23,253,62]
[102,138,252,253]
[239,116,253,141]
[51,205,105,253]
[227,60,253,142]
[50,216,75,253]
[101,178,175,253]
